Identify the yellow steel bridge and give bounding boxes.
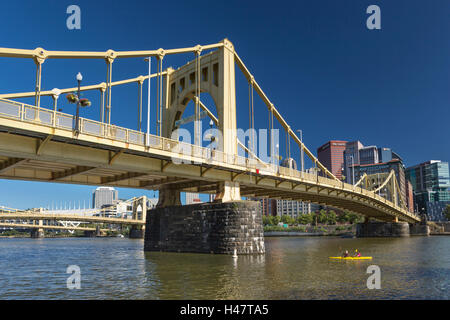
[0,39,420,224]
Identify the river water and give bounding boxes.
[0,236,448,299]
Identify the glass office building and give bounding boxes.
[406,160,450,220]
[359,146,379,165]
[343,141,364,184]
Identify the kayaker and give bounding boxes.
[343,250,349,257]
[353,249,361,257]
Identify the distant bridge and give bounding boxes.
[0,196,147,236]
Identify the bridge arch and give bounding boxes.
[170,91,219,148]
[162,39,237,156]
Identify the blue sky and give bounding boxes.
[0,0,449,209]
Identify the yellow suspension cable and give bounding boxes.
[156,58,160,135]
[159,56,164,137]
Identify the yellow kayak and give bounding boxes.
[329,256,372,260]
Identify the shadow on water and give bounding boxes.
[143,251,267,299]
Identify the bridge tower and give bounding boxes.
[158,39,240,207]
[129,196,147,239]
[145,40,264,254]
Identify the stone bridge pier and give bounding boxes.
[144,185,265,255]
[356,217,430,237]
[30,219,44,238]
[84,226,101,237]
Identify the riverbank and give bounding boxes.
[428,221,450,235]
[264,224,356,237]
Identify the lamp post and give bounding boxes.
[51,88,61,127]
[51,88,61,112]
[74,72,83,134]
[209,119,214,157]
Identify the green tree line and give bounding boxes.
[262,209,364,226]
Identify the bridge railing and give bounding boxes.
[0,98,276,171]
[0,98,420,221]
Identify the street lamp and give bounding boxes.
[74,72,83,134]
[51,88,61,112]
[209,119,215,156]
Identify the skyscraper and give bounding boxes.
[406,160,450,220]
[343,141,364,184]
[92,187,118,209]
[405,180,414,213]
[343,142,403,184]
[359,146,379,165]
[317,140,348,180]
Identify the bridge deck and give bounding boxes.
[0,99,420,223]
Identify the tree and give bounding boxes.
[297,213,313,225]
[444,205,450,221]
[281,214,296,225]
[269,215,280,226]
[327,210,337,225]
[280,214,290,224]
[262,216,271,226]
[348,212,364,224]
[318,209,328,224]
[337,211,351,223]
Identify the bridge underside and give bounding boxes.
[0,121,419,224]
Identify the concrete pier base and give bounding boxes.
[434,222,450,233]
[356,222,410,237]
[409,224,430,236]
[144,201,264,255]
[129,227,145,239]
[84,226,101,237]
[84,230,96,237]
[357,222,432,237]
[30,229,44,238]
